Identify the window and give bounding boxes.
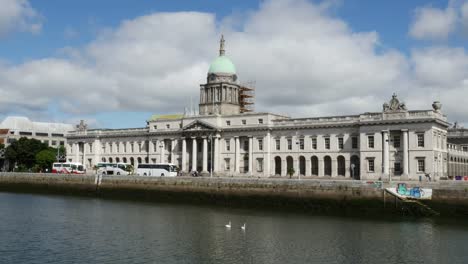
[299,138,304,150]
[131,143,134,153]
[368,135,374,148]
[257,158,264,172]
[60,141,65,146]
[102,145,106,153]
[394,162,401,174]
[312,137,317,150]
[276,139,280,150]
[338,137,344,149]
[287,139,292,150]
[417,159,425,172]
[243,140,248,151]
[116,143,119,153]
[258,139,263,151]
[368,158,375,172]
[242,120,246,125]
[36,132,48,137]
[352,136,358,149]
[154,125,157,130]
[51,140,57,146]
[417,133,424,147]
[51,133,64,137]
[325,137,330,149]
[258,119,263,124]
[19,131,32,136]
[225,140,231,151]
[139,143,142,153]
[166,124,170,129]
[153,141,157,152]
[393,135,400,148]
[123,143,127,153]
[226,120,231,126]
[225,158,230,170]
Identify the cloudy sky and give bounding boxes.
[0,0,467,128]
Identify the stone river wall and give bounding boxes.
[1,173,468,217]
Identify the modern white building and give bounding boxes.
[0,116,74,148]
[66,36,468,181]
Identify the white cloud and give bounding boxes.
[409,4,457,40]
[0,0,467,126]
[0,0,42,36]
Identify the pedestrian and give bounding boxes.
[425,173,431,182]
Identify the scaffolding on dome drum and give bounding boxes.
[239,81,255,113]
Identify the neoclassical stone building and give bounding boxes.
[66,37,468,180]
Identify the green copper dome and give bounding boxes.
[208,55,236,74]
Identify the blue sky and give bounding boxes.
[1,0,467,128]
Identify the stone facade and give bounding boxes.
[66,37,468,181]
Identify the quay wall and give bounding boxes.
[1,173,468,217]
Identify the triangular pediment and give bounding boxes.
[182,120,218,131]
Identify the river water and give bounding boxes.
[0,192,467,264]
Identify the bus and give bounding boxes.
[52,162,85,174]
[136,163,178,177]
[96,162,133,175]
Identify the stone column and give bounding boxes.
[74,143,79,163]
[294,158,299,177]
[402,129,409,180]
[202,137,208,173]
[182,138,187,172]
[281,159,287,176]
[160,140,165,163]
[171,139,176,164]
[382,130,390,180]
[345,158,350,177]
[94,139,101,166]
[248,137,253,176]
[266,131,271,177]
[192,138,197,172]
[318,158,324,177]
[306,158,311,177]
[331,158,337,177]
[235,137,240,173]
[213,136,219,173]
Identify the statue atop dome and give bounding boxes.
[219,35,225,56]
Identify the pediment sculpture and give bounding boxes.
[76,120,88,131]
[383,93,407,112]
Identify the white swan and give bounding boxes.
[241,223,246,230]
[225,221,231,228]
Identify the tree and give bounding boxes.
[287,167,295,179]
[36,148,57,172]
[5,138,48,171]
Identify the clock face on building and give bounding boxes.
[209,74,216,81]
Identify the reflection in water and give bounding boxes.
[0,192,467,264]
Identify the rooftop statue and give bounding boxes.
[383,93,407,112]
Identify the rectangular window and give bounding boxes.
[153,125,157,130]
[287,139,292,150]
[36,132,48,137]
[226,120,231,126]
[338,137,344,149]
[417,159,425,172]
[225,158,230,171]
[312,137,317,150]
[258,118,263,124]
[60,141,65,146]
[51,140,57,146]
[393,135,400,148]
[258,139,263,151]
[51,133,64,137]
[394,162,401,174]
[352,136,358,149]
[325,137,330,149]
[243,140,248,151]
[131,143,134,153]
[166,124,170,129]
[276,139,280,150]
[19,131,33,136]
[226,140,230,151]
[257,158,264,172]
[299,138,304,150]
[153,141,157,152]
[116,143,119,153]
[123,143,127,153]
[102,145,106,153]
[242,120,246,125]
[368,135,374,148]
[417,134,424,147]
[368,158,375,172]
[89,143,93,153]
